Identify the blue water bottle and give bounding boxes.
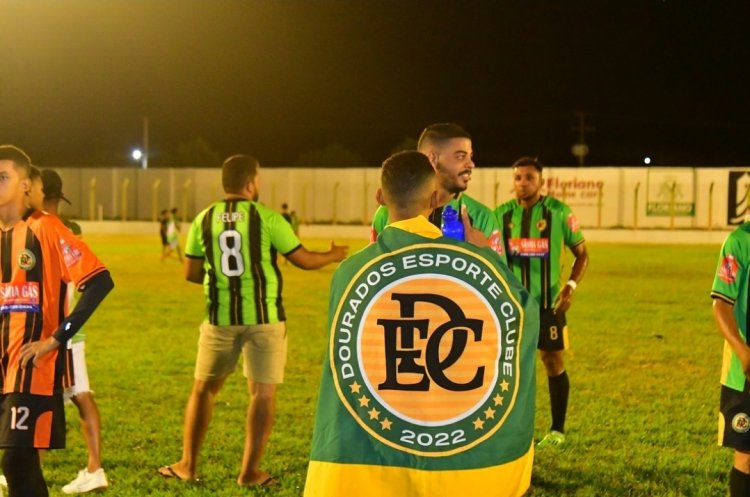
[441,205,464,241]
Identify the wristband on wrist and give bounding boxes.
[566,279,577,291]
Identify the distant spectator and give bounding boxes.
[281,203,292,224]
[159,209,169,259]
[290,210,300,236]
[162,208,183,262]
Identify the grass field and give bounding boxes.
[38,235,728,496]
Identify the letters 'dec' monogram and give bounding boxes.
[330,245,525,456]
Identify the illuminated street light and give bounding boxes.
[131,117,150,169]
[643,156,652,165]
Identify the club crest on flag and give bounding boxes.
[329,244,524,457]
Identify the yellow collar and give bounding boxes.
[386,215,442,239]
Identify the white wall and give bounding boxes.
[57,166,747,229]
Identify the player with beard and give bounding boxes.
[371,123,504,260]
[495,157,589,448]
[159,154,347,488]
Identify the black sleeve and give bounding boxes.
[52,270,115,344]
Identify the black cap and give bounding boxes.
[41,169,71,205]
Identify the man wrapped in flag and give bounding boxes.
[305,150,539,497]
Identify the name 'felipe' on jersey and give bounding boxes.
[185,199,302,326]
[495,196,584,309]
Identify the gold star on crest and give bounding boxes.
[500,379,510,392]
[368,407,380,420]
[473,417,485,430]
[349,381,362,394]
[358,395,370,407]
[493,394,504,406]
[484,407,496,419]
[380,418,392,430]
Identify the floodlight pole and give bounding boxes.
[142,116,149,170]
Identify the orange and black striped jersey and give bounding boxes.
[0,211,106,396]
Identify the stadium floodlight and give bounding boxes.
[643,156,652,165]
[131,149,143,161]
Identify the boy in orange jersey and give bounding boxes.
[0,146,114,497]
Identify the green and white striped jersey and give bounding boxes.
[711,222,750,392]
[185,199,301,326]
[495,196,584,310]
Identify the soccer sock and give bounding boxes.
[2,448,49,497]
[730,466,750,497]
[548,370,569,433]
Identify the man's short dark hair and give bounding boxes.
[0,145,32,176]
[29,165,41,182]
[381,151,435,209]
[222,155,259,194]
[417,123,471,151]
[512,156,544,173]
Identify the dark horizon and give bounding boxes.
[2,1,748,168]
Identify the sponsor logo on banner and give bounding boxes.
[719,254,740,284]
[727,171,750,225]
[544,177,604,203]
[645,169,696,217]
[0,282,40,312]
[329,244,523,456]
[508,237,549,258]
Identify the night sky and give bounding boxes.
[2,1,749,167]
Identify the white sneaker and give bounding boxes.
[62,468,108,494]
